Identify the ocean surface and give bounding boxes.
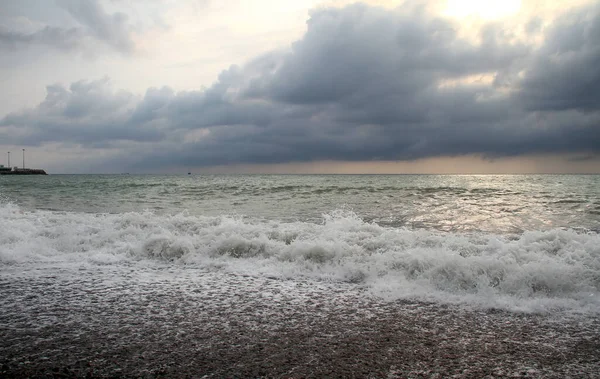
[1,174,599,314]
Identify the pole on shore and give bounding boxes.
[22,149,25,169]
[7,151,9,167]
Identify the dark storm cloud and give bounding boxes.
[3,3,600,170]
[516,5,600,111]
[0,0,135,53]
[0,78,163,145]
[245,5,529,105]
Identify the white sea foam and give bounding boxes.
[1,203,599,313]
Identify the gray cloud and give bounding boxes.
[247,5,529,105]
[0,78,163,145]
[0,25,85,51]
[57,0,135,53]
[516,5,600,111]
[2,3,599,171]
[0,0,135,53]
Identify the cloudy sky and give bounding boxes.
[0,0,599,173]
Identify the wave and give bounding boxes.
[1,203,598,313]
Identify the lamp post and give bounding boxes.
[22,149,25,169]
[7,151,9,167]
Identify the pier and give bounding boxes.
[0,166,48,175]
[1,150,48,175]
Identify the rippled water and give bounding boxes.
[1,174,599,233]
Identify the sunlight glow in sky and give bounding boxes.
[443,0,522,20]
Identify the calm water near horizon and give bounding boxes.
[1,174,599,313]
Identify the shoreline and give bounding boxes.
[1,267,599,378]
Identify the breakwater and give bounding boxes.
[0,168,47,175]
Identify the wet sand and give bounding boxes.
[1,266,599,378]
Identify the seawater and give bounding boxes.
[1,174,599,313]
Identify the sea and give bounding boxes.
[1,174,599,315]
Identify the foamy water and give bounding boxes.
[1,196,598,313]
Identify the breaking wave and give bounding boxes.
[1,203,599,313]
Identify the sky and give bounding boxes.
[0,0,599,174]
